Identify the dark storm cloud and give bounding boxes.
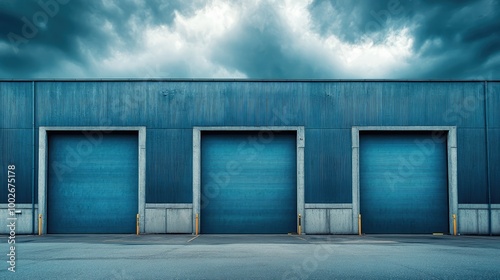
[309,0,500,79]
[309,0,410,43]
[0,0,206,78]
[0,0,499,79]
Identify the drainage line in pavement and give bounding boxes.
[188,235,200,242]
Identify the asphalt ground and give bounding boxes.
[1,234,499,279]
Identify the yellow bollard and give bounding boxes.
[38,214,42,236]
[195,213,199,235]
[453,214,457,236]
[358,214,362,236]
[136,214,140,235]
[298,214,302,235]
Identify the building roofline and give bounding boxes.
[0,78,498,83]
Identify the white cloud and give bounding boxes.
[267,0,414,78]
[1,0,498,79]
[337,28,414,77]
[93,0,245,78]
[80,0,416,79]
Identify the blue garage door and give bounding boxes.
[201,131,297,233]
[47,131,138,234]
[360,132,448,234]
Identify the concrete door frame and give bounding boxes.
[193,126,305,234]
[38,126,146,234]
[352,126,458,234]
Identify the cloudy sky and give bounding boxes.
[0,0,499,79]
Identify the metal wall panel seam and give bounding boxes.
[31,81,35,234]
[1,79,500,83]
[485,81,492,235]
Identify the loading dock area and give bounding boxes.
[352,127,458,235]
[37,127,146,234]
[200,131,297,233]
[0,80,498,236]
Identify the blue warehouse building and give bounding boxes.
[0,80,499,235]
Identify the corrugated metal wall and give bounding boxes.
[147,129,192,203]
[488,82,500,204]
[0,80,498,205]
[359,131,449,233]
[0,82,34,204]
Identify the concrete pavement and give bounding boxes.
[1,234,499,279]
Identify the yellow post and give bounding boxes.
[298,214,302,235]
[136,214,140,235]
[358,214,362,236]
[453,214,457,236]
[38,214,42,236]
[195,213,199,236]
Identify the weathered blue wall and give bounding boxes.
[147,129,192,203]
[0,80,498,205]
[0,82,33,203]
[488,82,499,204]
